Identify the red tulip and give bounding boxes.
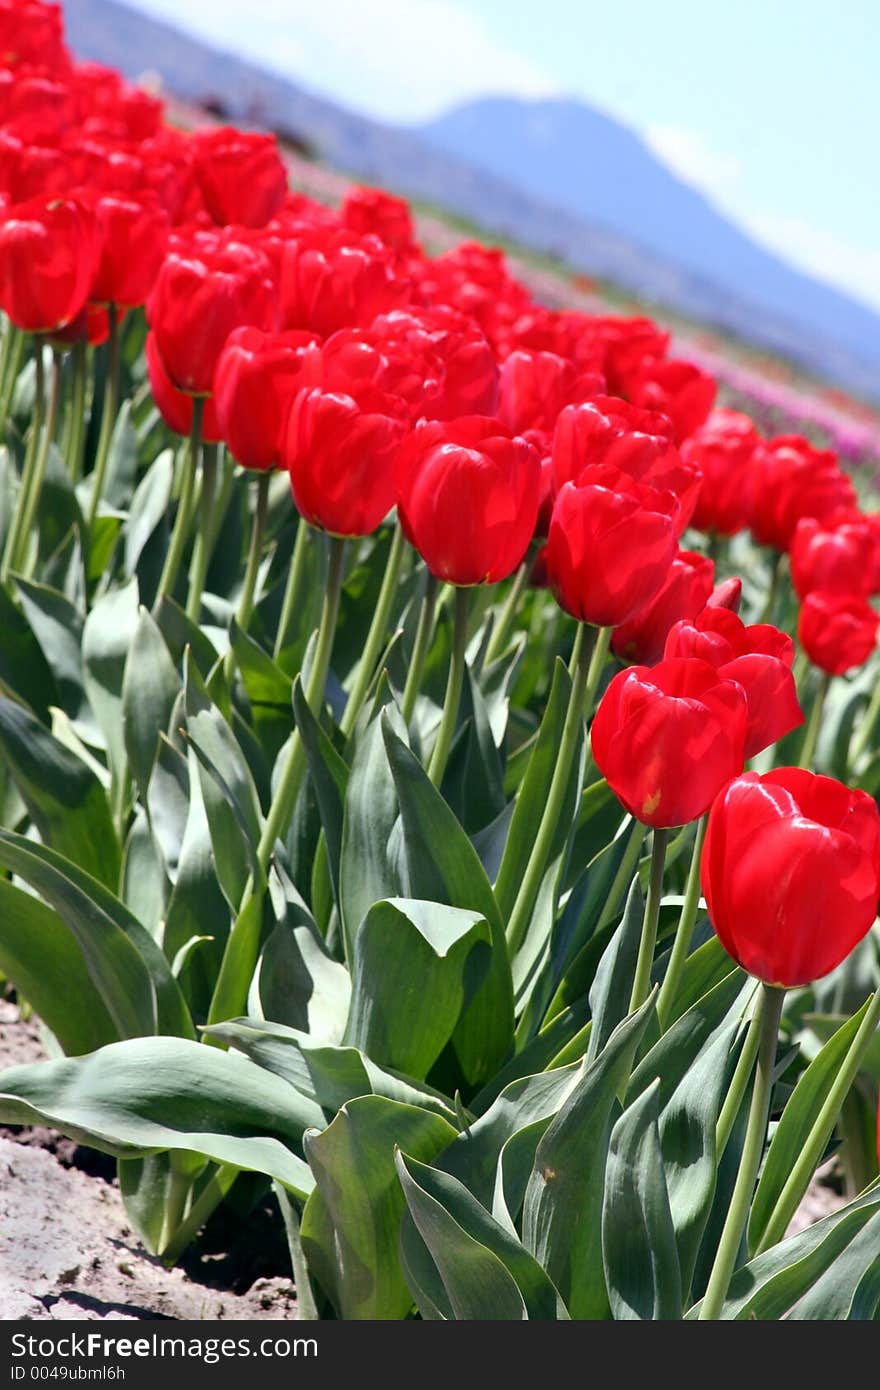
[193,126,287,228]
[591,657,748,827]
[789,514,876,600]
[91,190,168,309]
[146,332,222,443]
[707,576,743,613]
[612,549,714,666]
[319,324,441,423]
[379,304,499,420]
[664,606,803,757]
[622,356,717,443]
[701,768,880,986]
[341,186,416,252]
[213,327,319,471]
[586,315,671,394]
[146,238,277,395]
[280,228,410,337]
[797,590,880,676]
[396,416,540,585]
[286,386,406,537]
[683,409,760,536]
[0,192,97,331]
[750,435,856,552]
[498,349,602,436]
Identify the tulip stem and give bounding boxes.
[85,304,120,528]
[714,986,761,1159]
[2,338,46,584]
[698,983,784,1320]
[401,571,438,726]
[15,349,62,582]
[223,469,270,686]
[595,818,648,932]
[153,398,204,613]
[758,552,786,624]
[0,323,24,435]
[427,585,470,787]
[755,984,880,1254]
[160,1164,238,1266]
[798,670,830,769]
[485,561,529,665]
[207,534,346,1030]
[63,337,89,482]
[274,514,309,662]
[340,522,407,739]
[629,827,669,1013]
[185,440,218,622]
[505,622,593,957]
[849,670,880,771]
[657,813,709,1027]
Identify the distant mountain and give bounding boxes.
[64,0,880,402]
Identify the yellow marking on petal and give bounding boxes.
[642,789,661,816]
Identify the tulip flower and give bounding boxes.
[213,326,319,471]
[280,228,410,337]
[664,606,803,757]
[749,435,856,552]
[789,514,876,600]
[612,549,714,666]
[341,185,416,252]
[544,465,679,628]
[498,348,602,436]
[621,356,717,443]
[0,192,97,331]
[91,190,169,309]
[798,590,880,676]
[701,768,880,987]
[683,408,760,537]
[591,656,747,829]
[193,126,287,228]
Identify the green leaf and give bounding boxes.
[0,879,116,1055]
[602,1080,682,1320]
[628,968,750,1110]
[251,919,350,1042]
[82,577,140,779]
[397,1151,566,1320]
[522,990,657,1319]
[585,879,644,1065]
[787,1215,880,1319]
[102,399,139,509]
[0,580,57,721]
[0,1036,318,1196]
[344,898,493,1080]
[292,676,349,910]
[123,448,173,577]
[301,1095,457,1318]
[229,618,293,768]
[338,700,405,963]
[0,694,120,889]
[14,577,89,729]
[122,606,181,797]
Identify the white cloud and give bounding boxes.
[745,214,880,312]
[645,124,741,193]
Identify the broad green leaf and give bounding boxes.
[0,1036,318,1196]
[301,1095,457,1318]
[122,606,181,796]
[522,991,657,1319]
[0,694,120,888]
[0,581,57,721]
[229,618,293,768]
[251,919,350,1042]
[14,577,89,729]
[585,879,644,1064]
[397,1151,566,1320]
[802,1011,880,1082]
[102,399,138,509]
[628,968,750,1110]
[338,700,405,963]
[602,1080,682,1320]
[292,676,349,910]
[82,577,139,780]
[123,448,173,576]
[0,879,116,1055]
[344,898,493,1080]
[787,1215,880,1319]
[121,811,165,937]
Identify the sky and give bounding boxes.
[127,0,880,312]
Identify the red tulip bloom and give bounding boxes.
[552,396,699,532]
[146,239,277,395]
[612,549,714,666]
[286,386,406,537]
[702,769,880,986]
[587,315,671,395]
[146,332,222,442]
[498,349,602,436]
[396,416,540,585]
[789,514,876,600]
[193,127,287,228]
[0,192,97,331]
[750,435,856,552]
[341,186,416,252]
[544,465,679,627]
[379,304,499,420]
[319,324,441,424]
[664,607,803,757]
[91,190,169,309]
[683,409,760,537]
[622,356,717,443]
[707,576,743,614]
[798,590,880,676]
[280,228,410,337]
[214,327,319,471]
[591,657,748,828]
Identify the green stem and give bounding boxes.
[582,624,613,721]
[758,551,785,624]
[485,561,529,664]
[698,983,785,1320]
[185,439,218,622]
[274,513,309,662]
[160,1165,238,1266]
[595,819,648,932]
[0,323,24,434]
[15,348,62,581]
[1,338,44,583]
[657,814,709,1027]
[340,522,406,739]
[505,622,592,957]
[85,305,120,528]
[427,585,470,787]
[157,1166,192,1261]
[629,827,669,1013]
[152,399,203,613]
[755,984,880,1254]
[223,471,270,685]
[715,987,762,1159]
[799,671,830,769]
[849,669,880,770]
[64,337,89,482]
[207,535,346,1030]
[401,571,438,725]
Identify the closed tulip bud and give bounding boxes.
[612,549,714,666]
[193,126,287,228]
[789,514,876,600]
[664,607,803,757]
[145,332,222,442]
[213,326,319,471]
[91,190,168,308]
[396,416,540,585]
[702,769,880,986]
[286,386,406,537]
[707,576,743,613]
[0,192,98,331]
[797,590,880,675]
[683,409,760,537]
[750,435,856,552]
[545,465,679,627]
[591,656,748,827]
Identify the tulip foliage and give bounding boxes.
[1,0,880,1326]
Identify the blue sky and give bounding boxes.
[127,0,880,311]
